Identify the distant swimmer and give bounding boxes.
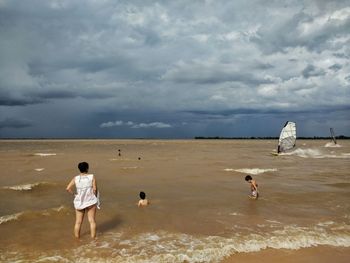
[118,149,121,157]
[138,191,149,207]
[138,157,141,160]
[245,175,259,199]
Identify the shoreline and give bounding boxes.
[222,246,350,263]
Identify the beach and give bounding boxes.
[0,139,349,262]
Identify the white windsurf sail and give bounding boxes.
[277,121,296,153]
[330,128,337,144]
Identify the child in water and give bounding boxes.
[138,191,149,207]
[245,175,259,199]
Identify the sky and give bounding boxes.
[0,0,349,138]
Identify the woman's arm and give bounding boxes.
[66,178,75,195]
[92,176,97,196]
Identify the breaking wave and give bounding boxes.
[35,168,45,172]
[281,148,350,159]
[0,206,67,225]
[33,153,57,157]
[325,142,342,148]
[121,166,138,170]
[109,158,134,161]
[0,212,23,225]
[2,222,350,262]
[2,182,54,191]
[224,168,277,175]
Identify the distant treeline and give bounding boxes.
[194,136,350,140]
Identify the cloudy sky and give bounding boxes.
[0,0,349,138]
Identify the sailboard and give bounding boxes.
[330,128,337,144]
[276,121,296,154]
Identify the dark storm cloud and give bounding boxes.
[186,105,350,118]
[0,0,349,138]
[161,61,274,85]
[0,118,32,129]
[0,96,43,106]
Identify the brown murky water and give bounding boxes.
[0,139,349,262]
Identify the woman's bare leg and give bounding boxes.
[87,205,97,238]
[74,209,85,238]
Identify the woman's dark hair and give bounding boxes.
[245,175,252,181]
[139,191,146,200]
[78,162,89,173]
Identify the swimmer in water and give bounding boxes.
[137,191,149,207]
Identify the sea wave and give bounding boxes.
[325,142,342,148]
[0,206,68,225]
[121,166,138,170]
[224,168,277,175]
[3,222,349,262]
[2,182,53,191]
[109,158,134,161]
[34,153,57,156]
[77,225,350,263]
[0,212,23,225]
[281,148,350,159]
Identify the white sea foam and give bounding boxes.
[36,255,70,262]
[41,206,67,216]
[0,212,23,225]
[229,212,243,216]
[34,153,57,156]
[325,142,342,148]
[224,168,277,175]
[68,224,350,262]
[109,158,133,161]
[317,221,335,227]
[35,168,45,172]
[122,166,138,170]
[266,219,282,224]
[0,206,68,225]
[2,222,350,262]
[2,182,50,191]
[281,148,350,159]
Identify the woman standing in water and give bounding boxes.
[66,162,98,239]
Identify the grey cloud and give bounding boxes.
[0,0,349,138]
[0,118,32,129]
[162,62,273,85]
[329,64,342,71]
[0,96,43,106]
[253,6,350,53]
[302,65,326,78]
[333,52,350,59]
[186,104,350,117]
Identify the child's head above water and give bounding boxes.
[78,162,89,173]
[245,175,252,182]
[139,191,146,200]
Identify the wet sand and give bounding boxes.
[223,246,350,263]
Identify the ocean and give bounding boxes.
[0,139,349,262]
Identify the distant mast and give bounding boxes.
[277,121,297,153]
[330,128,337,144]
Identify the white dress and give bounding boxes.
[73,174,98,210]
